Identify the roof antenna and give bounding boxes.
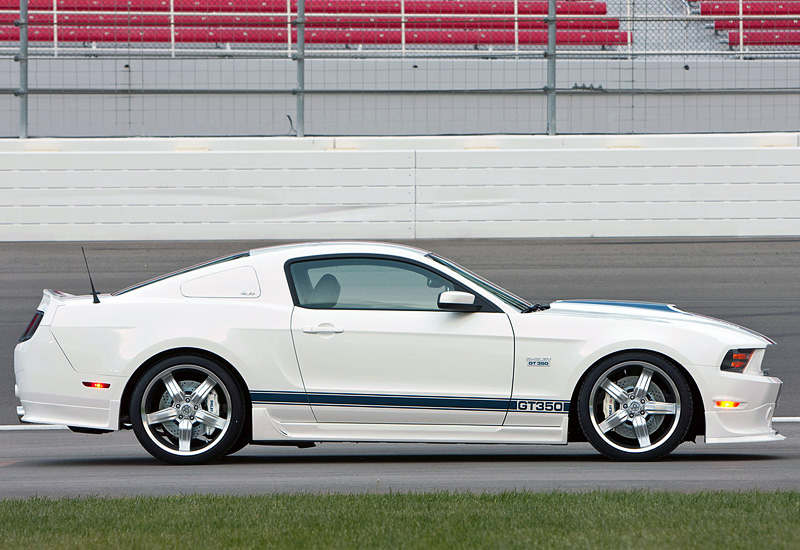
[81,246,101,304]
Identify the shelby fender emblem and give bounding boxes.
[526,357,551,367]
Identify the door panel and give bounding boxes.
[291,307,514,425]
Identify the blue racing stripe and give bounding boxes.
[251,391,308,404]
[560,300,685,315]
[251,391,569,413]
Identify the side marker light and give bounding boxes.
[82,382,111,389]
[715,401,741,408]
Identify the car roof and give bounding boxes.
[249,241,432,259]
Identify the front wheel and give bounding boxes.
[130,355,245,465]
[577,353,693,461]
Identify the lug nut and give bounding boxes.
[623,404,628,409]
[641,399,646,404]
[185,398,190,403]
[629,412,635,418]
[640,410,646,415]
[194,405,199,410]
[178,415,183,420]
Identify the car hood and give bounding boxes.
[548,299,775,346]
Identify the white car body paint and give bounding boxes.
[14,242,783,455]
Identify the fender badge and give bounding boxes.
[526,357,551,367]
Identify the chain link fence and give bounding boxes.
[2,0,800,137]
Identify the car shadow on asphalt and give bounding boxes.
[17,450,786,468]
[217,451,784,466]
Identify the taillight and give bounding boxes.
[19,310,44,343]
[720,349,755,373]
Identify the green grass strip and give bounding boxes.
[0,491,797,549]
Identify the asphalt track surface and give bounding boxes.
[0,424,797,497]
[1,238,799,497]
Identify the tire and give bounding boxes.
[577,352,693,461]
[225,418,251,456]
[130,355,245,465]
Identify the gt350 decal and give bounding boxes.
[515,400,570,413]
[526,357,551,367]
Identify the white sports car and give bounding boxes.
[15,242,783,464]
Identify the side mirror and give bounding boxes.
[438,291,482,312]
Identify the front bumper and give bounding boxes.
[700,370,784,444]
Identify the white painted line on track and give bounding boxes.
[773,417,800,423]
[0,425,68,431]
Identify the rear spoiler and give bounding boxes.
[37,289,78,318]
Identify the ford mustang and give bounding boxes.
[14,242,783,464]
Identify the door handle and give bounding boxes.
[303,325,344,334]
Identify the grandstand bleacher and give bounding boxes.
[0,0,626,48]
[696,1,800,47]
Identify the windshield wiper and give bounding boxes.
[522,303,550,313]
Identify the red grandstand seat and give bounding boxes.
[729,29,800,43]
[8,24,625,45]
[4,13,619,28]
[0,12,619,31]
[0,0,607,14]
[701,2,800,16]
[300,17,619,30]
[715,18,800,29]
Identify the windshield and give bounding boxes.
[113,252,250,295]
[428,254,532,312]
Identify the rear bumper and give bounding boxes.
[15,329,123,431]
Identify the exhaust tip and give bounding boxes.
[16,406,25,418]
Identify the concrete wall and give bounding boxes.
[2,133,799,241]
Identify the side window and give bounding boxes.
[288,258,456,311]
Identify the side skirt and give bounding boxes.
[252,406,568,445]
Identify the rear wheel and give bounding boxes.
[131,355,245,465]
[577,352,692,461]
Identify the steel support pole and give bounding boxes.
[16,0,29,138]
[295,0,305,137]
[545,0,556,135]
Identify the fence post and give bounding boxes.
[53,0,58,57]
[295,0,306,137]
[15,0,29,138]
[545,0,556,135]
[401,0,406,54]
[738,0,744,57]
[170,0,175,57]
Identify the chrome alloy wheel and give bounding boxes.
[139,364,232,458]
[588,361,680,453]
[578,353,693,460]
